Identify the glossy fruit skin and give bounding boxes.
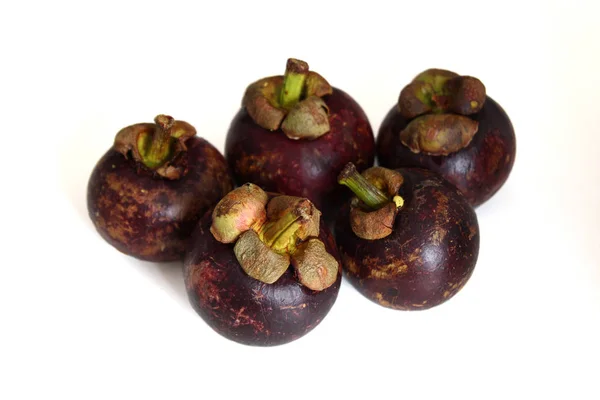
[335,168,479,310]
[184,211,342,346]
[377,96,516,207]
[225,88,375,219]
[87,137,233,261]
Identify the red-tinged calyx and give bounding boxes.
[113,114,196,179]
[210,186,337,290]
[398,69,486,119]
[338,163,405,240]
[210,183,269,243]
[396,69,486,155]
[443,76,486,115]
[242,58,333,140]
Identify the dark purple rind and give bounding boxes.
[87,137,233,261]
[377,96,516,207]
[184,212,342,346]
[335,168,479,310]
[225,88,375,219]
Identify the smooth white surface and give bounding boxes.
[1,1,599,399]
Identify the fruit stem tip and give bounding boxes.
[338,163,390,210]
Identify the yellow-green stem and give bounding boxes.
[141,115,174,168]
[279,59,309,109]
[338,163,390,210]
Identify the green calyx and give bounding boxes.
[258,212,303,254]
[338,164,406,240]
[210,187,338,290]
[414,69,458,93]
[113,114,196,179]
[242,58,334,140]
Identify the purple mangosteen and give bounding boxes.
[225,58,375,218]
[87,115,233,261]
[184,184,341,346]
[335,163,479,310]
[377,69,516,207]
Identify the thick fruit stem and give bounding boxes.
[113,114,196,180]
[141,115,175,168]
[242,58,332,138]
[338,163,389,210]
[279,58,309,109]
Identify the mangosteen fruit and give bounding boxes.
[184,184,341,346]
[87,114,233,261]
[335,163,479,310]
[377,69,516,207]
[225,58,375,218]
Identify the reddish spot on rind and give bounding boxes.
[184,212,342,346]
[335,168,480,310]
[87,137,233,261]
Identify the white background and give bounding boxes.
[1,1,598,399]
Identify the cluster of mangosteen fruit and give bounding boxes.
[87,58,515,346]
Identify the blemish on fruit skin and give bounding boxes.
[280,303,307,310]
[483,134,506,175]
[88,138,232,261]
[468,225,477,240]
[408,248,422,263]
[432,190,450,224]
[184,212,342,346]
[430,227,448,245]
[368,262,408,279]
[374,292,408,310]
[335,168,479,311]
[232,307,263,330]
[341,252,360,275]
